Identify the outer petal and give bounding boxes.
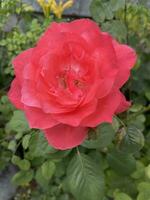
[52,99,97,127]
[40,19,100,46]
[93,33,118,78]
[8,79,24,110]
[81,89,122,127]
[84,33,118,101]
[113,40,137,88]
[21,80,41,108]
[69,18,101,35]
[12,48,33,82]
[24,106,59,129]
[115,92,131,113]
[44,124,88,150]
[89,76,115,101]
[62,19,102,50]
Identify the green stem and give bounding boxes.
[115,115,126,128]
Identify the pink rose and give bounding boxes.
[8,19,136,150]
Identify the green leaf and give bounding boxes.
[128,114,146,131]
[131,161,145,179]
[137,193,150,200]
[12,170,33,185]
[22,134,31,149]
[17,159,31,171]
[66,153,105,200]
[55,161,66,178]
[137,182,150,200]
[11,155,21,165]
[129,104,143,112]
[106,170,137,197]
[110,0,125,11]
[120,125,145,154]
[6,110,29,133]
[114,192,132,200]
[103,2,114,20]
[137,182,150,193]
[102,20,127,41]
[88,151,109,170]
[8,140,16,152]
[27,132,71,162]
[90,0,105,23]
[41,160,56,180]
[27,131,57,158]
[12,155,30,170]
[15,132,23,140]
[90,0,114,23]
[35,167,49,188]
[82,123,115,149]
[145,164,150,179]
[47,149,72,160]
[107,149,136,175]
[30,157,45,167]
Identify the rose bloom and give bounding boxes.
[8,19,136,150]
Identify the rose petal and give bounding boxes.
[68,19,102,49]
[44,124,88,150]
[84,33,118,101]
[37,19,101,55]
[88,76,115,101]
[81,89,122,127]
[115,91,131,113]
[52,99,97,127]
[21,80,41,108]
[24,106,59,129]
[93,32,118,77]
[12,48,33,83]
[8,79,24,109]
[113,40,137,88]
[49,19,101,41]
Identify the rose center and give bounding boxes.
[57,70,84,90]
[59,76,67,89]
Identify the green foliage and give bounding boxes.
[90,0,126,24]
[12,155,31,170]
[90,0,110,23]
[12,170,34,186]
[102,20,127,42]
[41,160,56,180]
[110,0,125,11]
[22,134,31,150]
[114,192,132,200]
[107,149,136,176]
[0,0,150,199]
[119,125,145,154]
[26,131,57,158]
[131,161,145,179]
[106,170,137,197]
[137,182,150,200]
[66,152,105,200]
[6,110,29,134]
[82,123,115,149]
[0,18,51,77]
